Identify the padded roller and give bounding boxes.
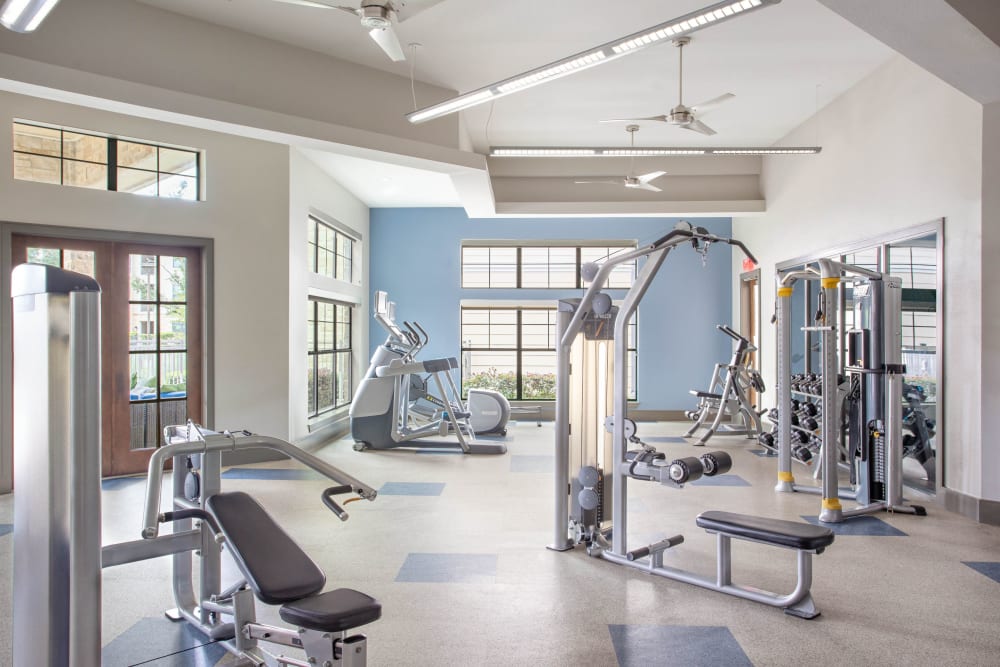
[667,457,704,484]
[699,451,732,476]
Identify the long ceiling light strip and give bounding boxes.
[0,0,60,32]
[406,0,780,124]
[490,146,821,157]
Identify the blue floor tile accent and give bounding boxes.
[609,625,752,667]
[691,474,751,487]
[749,448,778,457]
[221,467,321,481]
[644,436,687,444]
[101,477,145,491]
[509,455,554,473]
[0,524,12,537]
[963,561,1000,584]
[395,553,498,583]
[102,617,227,666]
[802,515,908,536]
[379,482,445,496]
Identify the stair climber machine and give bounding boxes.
[550,223,836,619]
[772,259,926,522]
[11,263,382,666]
[684,324,765,445]
[350,290,508,454]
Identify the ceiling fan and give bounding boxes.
[602,36,734,136]
[271,0,443,62]
[575,125,667,192]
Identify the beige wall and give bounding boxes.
[733,56,986,498]
[0,90,293,441]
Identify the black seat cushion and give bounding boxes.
[280,589,382,632]
[696,511,835,551]
[691,390,724,399]
[206,492,326,605]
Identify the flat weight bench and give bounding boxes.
[206,491,381,665]
[695,511,835,619]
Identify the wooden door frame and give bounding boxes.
[1,222,214,490]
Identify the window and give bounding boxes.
[307,298,353,419]
[12,121,201,200]
[308,216,355,283]
[461,306,637,400]
[26,246,96,277]
[461,243,637,289]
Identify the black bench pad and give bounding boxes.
[696,511,835,551]
[206,492,325,605]
[280,589,382,632]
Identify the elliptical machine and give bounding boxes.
[350,291,508,454]
[684,324,765,445]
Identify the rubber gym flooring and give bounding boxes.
[1,421,999,665]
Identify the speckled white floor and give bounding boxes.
[1,421,998,666]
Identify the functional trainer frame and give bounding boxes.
[551,223,834,619]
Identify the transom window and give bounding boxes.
[12,121,200,200]
[308,216,356,283]
[461,306,637,400]
[307,298,353,419]
[461,243,637,289]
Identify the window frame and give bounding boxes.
[460,305,637,401]
[461,241,638,289]
[307,297,354,419]
[308,215,357,283]
[12,120,202,200]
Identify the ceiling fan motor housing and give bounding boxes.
[669,105,694,125]
[360,5,392,29]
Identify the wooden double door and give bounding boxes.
[12,234,203,476]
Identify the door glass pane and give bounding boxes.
[63,161,107,189]
[160,400,187,434]
[160,305,186,350]
[63,250,95,277]
[130,403,158,450]
[129,304,157,351]
[27,247,60,266]
[130,353,157,401]
[130,254,157,300]
[159,256,187,301]
[160,353,187,398]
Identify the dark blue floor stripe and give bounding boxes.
[221,468,321,481]
[749,448,778,457]
[102,617,227,666]
[963,561,1000,584]
[609,625,752,667]
[379,482,445,496]
[395,553,498,583]
[102,477,146,490]
[802,514,908,536]
[0,524,12,537]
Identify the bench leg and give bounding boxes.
[716,533,732,587]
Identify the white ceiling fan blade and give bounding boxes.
[369,25,406,62]
[271,0,345,9]
[600,115,669,124]
[634,183,663,192]
[393,0,448,22]
[682,119,717,136]
[637,170,667,184]
[690,93,735,113]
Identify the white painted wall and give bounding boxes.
[287,149,370,441]
[0,90,293,438]
[980,101,1000,499]
[732,56,986,498]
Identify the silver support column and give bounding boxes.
[817,260,843,523]
[549,303,574,551]
[12,264,102,667]
[775,277,795,492]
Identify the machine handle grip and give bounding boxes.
[322,485,353,521]
[716,324,750,345]
[413,321,429,346]
[160,509,224,543]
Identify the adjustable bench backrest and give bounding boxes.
[206,491,326,605]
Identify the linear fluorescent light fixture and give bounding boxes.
[1,0,60,32]
[490,146,821,157]
[406,0,780,124]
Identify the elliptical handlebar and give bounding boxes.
[650,225,759,265]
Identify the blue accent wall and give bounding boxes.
[369,208,734,410]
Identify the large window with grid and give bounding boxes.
[307,298,353,419]
[461,243,637,289]
[461,307,637,400]
[12,121,200,200]
[308,216,356,283]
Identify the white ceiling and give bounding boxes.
[139,0,895,206]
